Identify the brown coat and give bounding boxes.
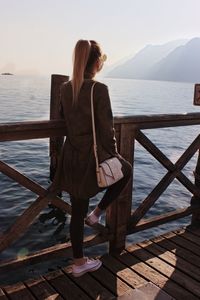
[52,79,119,199]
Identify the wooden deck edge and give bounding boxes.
[0,231,113,272]
[127,207,195,234]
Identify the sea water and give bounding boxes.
[0,75,200,263]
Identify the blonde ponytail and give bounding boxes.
[71,40,91,103]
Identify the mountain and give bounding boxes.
[143,38,200,82]
[1,72,13,75]
[107,38,200,82]
[107,39,188,79]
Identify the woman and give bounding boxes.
[52,40,132,277]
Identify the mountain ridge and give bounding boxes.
[106,38,200,83]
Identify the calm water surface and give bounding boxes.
[0,75,200,264]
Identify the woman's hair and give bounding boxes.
[71,40,102,103]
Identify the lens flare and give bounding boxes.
[17,247,29,259]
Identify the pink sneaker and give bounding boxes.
[72,257,102,277]
[85,211,101,226]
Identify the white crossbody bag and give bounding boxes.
[91,82,124,188]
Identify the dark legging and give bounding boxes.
[70,158,132,258]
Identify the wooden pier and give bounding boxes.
[1,75,200,299]
[1,226,200,299]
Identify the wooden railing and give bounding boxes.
[0,75,200,270]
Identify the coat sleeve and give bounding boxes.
[95,84,118,156]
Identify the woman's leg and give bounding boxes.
[86,158,132,223]
[70,196,89,259]
[70,196,103,277]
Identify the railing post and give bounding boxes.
[191,149,200,227]
[49,74,69,181]
[106,123,135,253]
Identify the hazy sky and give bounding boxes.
[1,0,200,75]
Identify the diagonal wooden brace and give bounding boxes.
[129,132,200,228]
[0,194,54,253]
[136,130,200,197]
[0,160,71,214]
[0,160,71,253]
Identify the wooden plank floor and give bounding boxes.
[1,226,200,300]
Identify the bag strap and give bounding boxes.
[91,82,100,174]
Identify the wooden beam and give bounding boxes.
[128,206,196,234]
[49,74,69,181]
[191,148,200,227]
[0,120,66,142]
[1,112,200,142]
[113,112,200,128]
[107,124,134,253]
